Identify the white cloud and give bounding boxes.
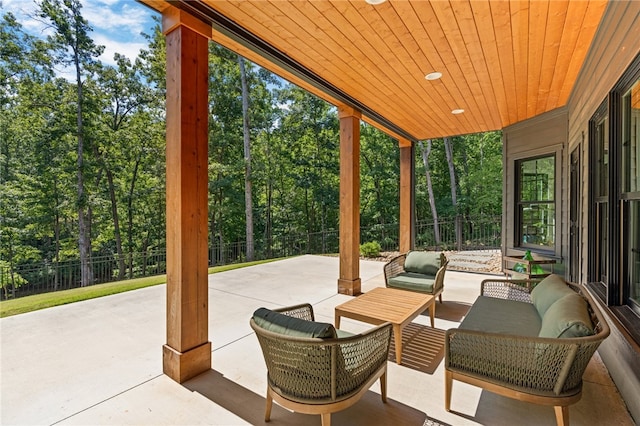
[2,0,50,35]
[93,33,146,66]
[2,0,156,75]
[81,0,151,37]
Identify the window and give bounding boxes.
[589,53,640,322]
[516,155,555,250]
[622,79,640,314]
[622,80,640,194]
[628,200,640,312]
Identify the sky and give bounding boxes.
[1,0,159,69]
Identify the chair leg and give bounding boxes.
[380,371,387,403]
[321,413,331,426]
[554,406,569,426]
[265,386,273,422]
[439,294,443,303]
[444,370,452,411]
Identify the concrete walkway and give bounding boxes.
[0,255,634,425]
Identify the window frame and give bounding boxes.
[588,100,609,286]
[514,153,558,253]
[618,76,640,315]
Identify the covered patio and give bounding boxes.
[0,256,633,425]
[12,0,640,425]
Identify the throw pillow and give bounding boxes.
[253,307,337,338]
[531,274,575,317]
[538,293,594,338]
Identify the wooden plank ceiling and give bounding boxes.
[143,0,608,141]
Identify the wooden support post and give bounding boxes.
[162,14,211,383]
[399,139,414,253]
[338,106,362,296]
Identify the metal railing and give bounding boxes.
[0,250,167,300]
[0,215,501,300]
[415,215,502,251]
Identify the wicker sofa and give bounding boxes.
[383,250,448,303]
[444,275,610,426]
[250,303,392,426]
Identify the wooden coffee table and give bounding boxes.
[335,287,435,364]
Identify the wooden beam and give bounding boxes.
[399,139,413,253]
[163,20,211,383]
[163,6,213,38]
[338,106,362,296]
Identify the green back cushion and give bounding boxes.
[404,251,442,275]
[539,293,594,338]
[531,274,575,317]
[253,308,337,339]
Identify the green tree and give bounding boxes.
[37,0,105,286]
[93,54,153,278]
[0,12,67,295]
[274,85,339,239]
[360,123,399,247]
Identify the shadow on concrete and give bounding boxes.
[390,323,446,374]
[432,301,472,322]
[185,369,429,425]
[474,391,556,426]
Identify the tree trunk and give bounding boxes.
[106,167,125,280]
[460,141,473,236]
[74,51,92,287]
[238,56,254,261]
[54,204,60,291]
[127,156,141,278]
[418,140,440,247]
[92,142,126,281]
[444,137,461,250]
[265,133,273,258]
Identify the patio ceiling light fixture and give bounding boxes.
[452,109,465,114]
[365,0,387,5]
[425,72,442,81]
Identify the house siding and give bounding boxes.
[503,1,640,422]
[502,108,567,268]
[569,2,640,422]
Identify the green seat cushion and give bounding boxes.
[387,272,436,293]
[539,293,594,338]
[253,308,337,338]
[404,251,442,275]
[459,296,542,337]
[531,274,575,317]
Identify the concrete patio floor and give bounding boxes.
[0,255,634,425]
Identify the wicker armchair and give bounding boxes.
[383,251,448,303]
[250,303,392,426]
[445,278,610,426]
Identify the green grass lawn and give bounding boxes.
[0,258,285,318]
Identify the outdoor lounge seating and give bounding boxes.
[444,274,610,426]
[250,303,392,426]
[383,251,448,303]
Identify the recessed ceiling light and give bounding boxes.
[365,0,387,4]
[452,109,465,114]
[425,72,442,80]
